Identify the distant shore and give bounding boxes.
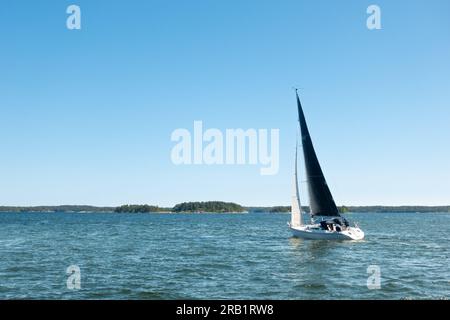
[0,204,449,214]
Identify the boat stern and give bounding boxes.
[341,227,365,240]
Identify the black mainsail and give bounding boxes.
[296,91,340,217]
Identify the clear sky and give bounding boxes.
[1,0,449,207]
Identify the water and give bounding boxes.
[0,212,448,299]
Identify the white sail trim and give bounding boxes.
[291,142,302,227]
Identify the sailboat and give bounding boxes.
[289,90,365,240]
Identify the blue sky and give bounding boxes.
[1,0,449,207]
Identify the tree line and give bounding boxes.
[172,201,244,213]
[247,205,450,213]
[1,204,449,213]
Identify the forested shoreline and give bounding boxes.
[1,204,449,213]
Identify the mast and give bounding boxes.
[295,90,340,217]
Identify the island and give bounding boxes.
[0,205,115,213]
[172,201,245,213]
[114,205,170,213]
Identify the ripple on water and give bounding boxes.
[0,212,449,299]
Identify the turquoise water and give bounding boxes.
[0,212,448,299]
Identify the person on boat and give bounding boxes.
[343,218,350,227]
[320,221,328,230]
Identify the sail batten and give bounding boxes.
[296,92,340,217]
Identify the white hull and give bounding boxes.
[289,224,365,241]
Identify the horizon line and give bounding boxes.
[1,204,450,208]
